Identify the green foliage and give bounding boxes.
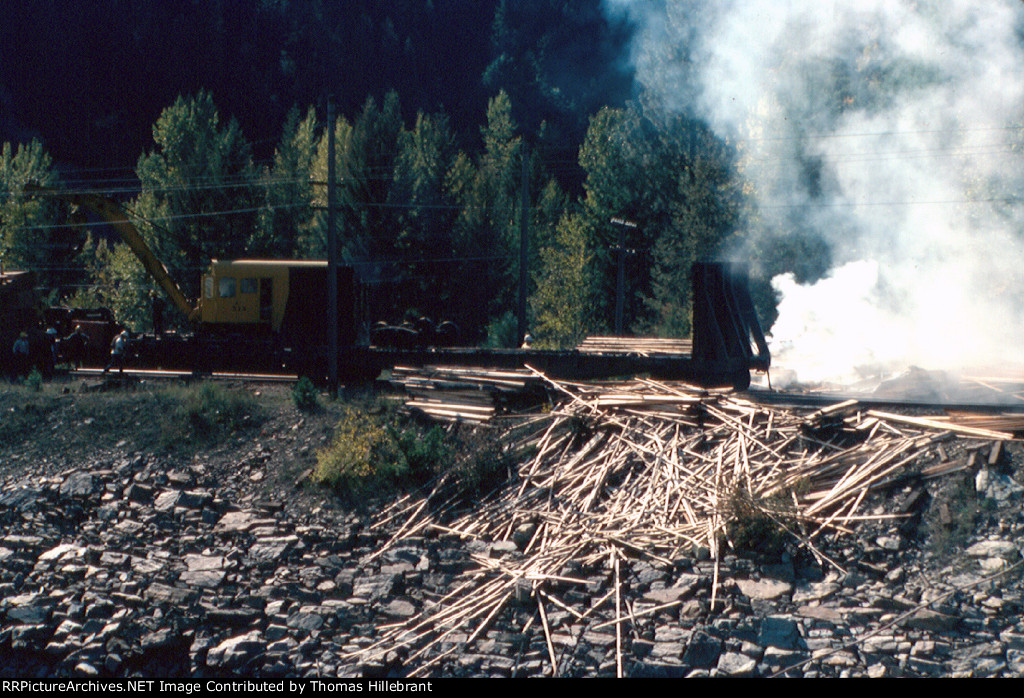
[258,106,320,259]
[723,485,801,557]
[160,383,258,449]
[444,427,514,500]
[313,401,513,506]
[45,58,761,346]
[292,376,319,412]
[105,91,260,328]
[530,212,593,348]
[24,368,42,393]
[927,476,994,560]
[74,237,150,331]
[314,404,449,499]
[446,91,527,341]
[0,140,68,285]
[576,99,747,337]
[484,310,520,349]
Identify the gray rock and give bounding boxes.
[736,577,792,601]
[124,483,154,503]
[717,651,757,676]
[354,574,398,601]
[792,581,839,604]
[60,473,95,499]
[144,583,199,606]
[37,543,86,563]
[650,642,686,660]
[966,540,1019,560]
[179,569,225,588]
[1006,648,1024,674]
[901,609,960,632]
[184,554,225,571]
[758,616,802,650]
[6,604,52,625]
[206,631,264,669]
[286,611,325,634]
[249,536,298,563]
[383,599,417,618]
[682,631,721,669]
[0,485,43,510]
[643,574,702,604]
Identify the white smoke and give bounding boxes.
[608,0,1024,384]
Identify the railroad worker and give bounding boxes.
[102,330,129,375]
[63,325,88,369]
[45,327,58,363]
[11,332,30,378]
[150,291,166,335]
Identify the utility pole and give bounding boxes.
[610,218,637,336]
[517,144,529,345]
[327,98,339,396]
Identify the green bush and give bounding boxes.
[927,475,994,559]
[723,485,798,557]
[25,368,43,393]
[314,406,405,496]
[292,376,319,412]
[314,405,451,499]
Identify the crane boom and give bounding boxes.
[26,184,196,320]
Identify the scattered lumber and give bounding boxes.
[357,370,1020,675]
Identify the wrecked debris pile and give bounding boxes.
[388,366,548,423]
[361,374,1023,676]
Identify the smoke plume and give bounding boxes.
[609,0,1024,385]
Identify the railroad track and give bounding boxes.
[68,367,300,384]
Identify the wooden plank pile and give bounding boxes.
[576,335,693,356]
[357,370,1021,675]
[389,365,548,423]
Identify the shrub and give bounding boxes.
[723,485,799,557]
[314,406,406,497]
[927,475,993,559]
[292,376,319,412]
[314,405,452,499]
[25,368,43,393]
[444,427,513,499]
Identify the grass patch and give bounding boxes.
[25,368,43,393]
[0,393,58,449]
[158,383,261,450]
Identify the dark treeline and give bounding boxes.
[0,1,766,347]
[0,0,633,176]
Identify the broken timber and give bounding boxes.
[356,370,1021,675]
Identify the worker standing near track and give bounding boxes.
[11,332,30,379]
[63,325,88,369]
[150,291,166,336]
[102,330,129,375]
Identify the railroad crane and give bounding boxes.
[26,186,771,389]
